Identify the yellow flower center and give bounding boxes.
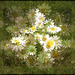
[36,36,40,40]
[39,16,44,21]
[14,39,19,43]
[46,40,54,48]
[50,27,55,31]
[54,40,58,44]
[23,30,26,33]
[42,37,47,41]
[14,39,20,45]
[38,23,41,26]
[30,26,35,31]
[17,42,20,46]
[46,44,51,49]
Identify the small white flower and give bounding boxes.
[35,11,45,22]
[35,21,44,28]
[47,25,61,34]
[40,34,49,45]
[52,36,62,49]
[34,33,42,41]
[10,44,24,52]
[29,26,37,34]
[11,35,26,46]
[43,37,55,52]
[20,29,30,35]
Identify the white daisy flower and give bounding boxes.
[52,36,62,49]
[43,37,55,52]
[20,29,30,35]
[47,25,61,34]
[29,26,37,34]
[34,33,42,41]
[35,12,45,22]
[40,34,49,45]
[35,21,44,28]
[11,35,26,46]
[10,44,24,52]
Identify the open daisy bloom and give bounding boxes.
[47,25,61,34]
[20,29,30,35]
[10,35,26,51]
[52,36,62,49]
[35,9,45,22]
[34,33,43,41]
[40,34,49,45]
[43,37,55,52]
[11,35,26,46]
[35,21,44,28]
[30,26,37,34]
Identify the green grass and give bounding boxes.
[0,1,75,74]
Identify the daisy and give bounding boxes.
[11,35,26,46]
[35,21,44,28]
[34,33,42,41]
[35,12,45,22]
[52,36,62,49]
[10,44,24,52]
[20,29,30,35]
[29,26,37,34]
[43,37,55,52]
[40,34,49,45]
[47,25,61,34]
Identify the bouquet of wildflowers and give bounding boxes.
[1,3,72,69]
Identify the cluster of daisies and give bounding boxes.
[3,9,67,66]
